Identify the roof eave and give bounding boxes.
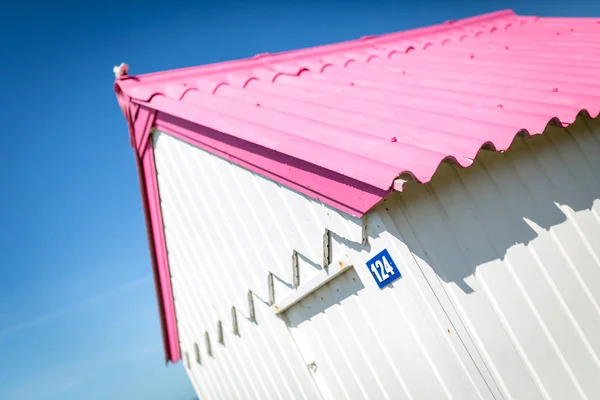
[114,74,179,364]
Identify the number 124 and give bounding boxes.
[370,256,395,283]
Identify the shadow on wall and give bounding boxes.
[381,115,600,294]
[276,116,600,326]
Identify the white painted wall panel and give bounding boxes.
[152,131,363,400]
[374,116,600,400]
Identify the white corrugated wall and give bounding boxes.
[151,116,600,400]
[152,130,363,400]
[372,116,600,400]
[152,130,494,399]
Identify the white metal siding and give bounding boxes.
[373,116,600,400]
[152,131,494,399]
[152,130,363,400]
[152,116,600,400]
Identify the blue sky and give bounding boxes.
[0,0,597,399]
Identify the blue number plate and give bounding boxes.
[366,249,401,289]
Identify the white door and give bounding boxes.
[281,210,499,400]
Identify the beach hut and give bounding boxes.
[114,9,600,400]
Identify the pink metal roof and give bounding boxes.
[114,9,600,363]
[117,9,600,217]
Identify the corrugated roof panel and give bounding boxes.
[115,9,600,215]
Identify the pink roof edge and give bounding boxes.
[114,9,600,363]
